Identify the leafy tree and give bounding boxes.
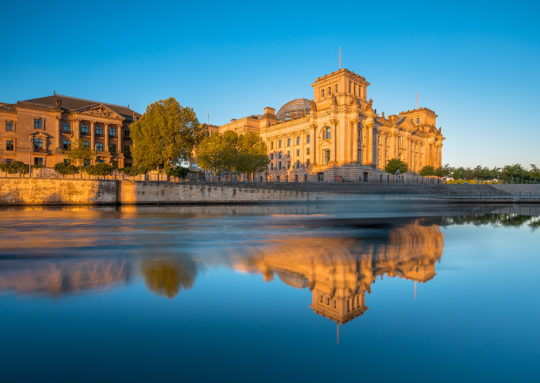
[166,166,189,178]
[385,158,408,174]
[420,165,435,176]
[236,132,270,181]
[0,161,29,174]
[195,133,226,180]
[529,164,540,180]
[83,163,114,176]
[500,164,529,183]
[130,98,207,170]
[64,139,93,166]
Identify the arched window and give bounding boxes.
[324,127,331,140]
[321,89,325,97]
[335,84,338,93]
[328,86,331,95]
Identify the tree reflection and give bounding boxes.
[141,257,197,298]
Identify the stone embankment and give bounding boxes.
[1,178,539,205]
[0,178,328,205]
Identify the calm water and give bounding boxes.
[1,201,539,382]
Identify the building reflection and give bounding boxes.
[0,258,131,296]
[233,220,443,324]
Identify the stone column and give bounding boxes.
[352,120,358,163]
[90,122,95,151]
[312,125,317,164]
[105,124,110,155]
[333,120,338,163]
[55,116,61,149]
[74,119,80,141]
[371,127,377,166]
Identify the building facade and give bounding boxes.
[219,68,444,182]
[0,94,140,167]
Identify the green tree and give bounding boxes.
[236,132,270,181]
[64,138,92,166]
[529,164,540,181]
[501,164,529,183]
[195,133,226,180]
[385,158,408,174]
[130,98,207,170]
[420,165,435,176]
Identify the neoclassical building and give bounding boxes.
[219,68,444,182]
[0,94,140,167]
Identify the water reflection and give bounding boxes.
[0,205,539,324]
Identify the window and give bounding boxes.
[296,161,300,169]
[410,119,413,124]
[6,158,13,164]
[287,138,291,147]
[33,138,43,150]
[306,158,310,166]
[124,145,130,154]
[83,141,90,148]
[5,121,14,131]
[34,157,43,166]
[278,152,282,159]
[81,123,89,135]
[95,125,104,136]
[354,84,357,95]
[335,84,338,93]
[109,144,116,153]
[296,136,300,145]
[296,149,300,156]
[95,143,104,151]
[96,157,104,163]
[269,153,273,160]
[270,163,274,170]
[270,141,273,150]
[324,127,331,140]
[306,147,310,155]
[278,162,282,170]
[34,118,43,130]
[417,118,420,124]
[323,149,331,164]
[287,151,290,159]
[63,140,71,150]
[63,122,71,132]
[109,126,117,137]
[278,140,282,148]
[83,159,91,166]
[287,161,290,169]
[321,89,325,97]
[6,140,14,151]
[328,86,331,95]
[306,134,310,143]
[123,130,130,139]
[349,81,351,93]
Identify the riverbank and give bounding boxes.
[1,178,539,205]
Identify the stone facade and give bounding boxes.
[0,94,140,167]
[219,68,444,182]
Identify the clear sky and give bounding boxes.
[1,0,538,168]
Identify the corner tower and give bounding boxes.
[311,68,370,110]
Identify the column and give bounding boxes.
[105,125,110,157]
[312,125,317,164]
[118,125,123,167]
[371,127,377,166]
[74,119,80,141]
[90,122,95,151]
[333,120,338,163]
[55,116,61,149]
[352,120,358,163]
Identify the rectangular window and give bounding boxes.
[34,157,43,166]
[95,143,104,152]
[109,126,117,137]
[296,149,299,156]
[306,134,310,144]
[33,138,43,150]
[287,161,290,169]
[417,118,420,124]
[278,162,282,170]
[63,122,71,132]
[296,136,300,145]
[63,140,71,150]
[5,121,14,131]
[306,147,310,155]
[6,140,14,151]
[270,141,273,150]
[96,157,104,163]
[34,118,43,130]
[270,162,274,170]
[287,138,290,147]
[109,144,116,153]
[323,149,331,164]
[81,123,89,135]
[278,152,282,159]
[95,125,104,136]
[269,153,273,160]
[306,158,310,166]
[287,151,290,158]
[278,140,282,148]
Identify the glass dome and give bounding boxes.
[276,98,312,121]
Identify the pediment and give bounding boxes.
[76,104,124,120]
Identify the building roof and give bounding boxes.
[276,98,312,121]
[16,94,141,121]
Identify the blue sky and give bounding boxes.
[1,0,538,167]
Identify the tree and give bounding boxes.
[236,132,270,181]
[130,97,206,170]
[500,164,529,183]
[529,164,540,181]
[420,165,435,176]
[64,138,92,166]
[385,158,408,174]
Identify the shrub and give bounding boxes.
[54,162,79,175]
[0,161,29,174]
[122,166,146,176]
[385,158,408,175]
[166,166,189,178]
[83,163,114,176]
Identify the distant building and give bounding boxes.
[219,68,444,182]
[0,94,140,167]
